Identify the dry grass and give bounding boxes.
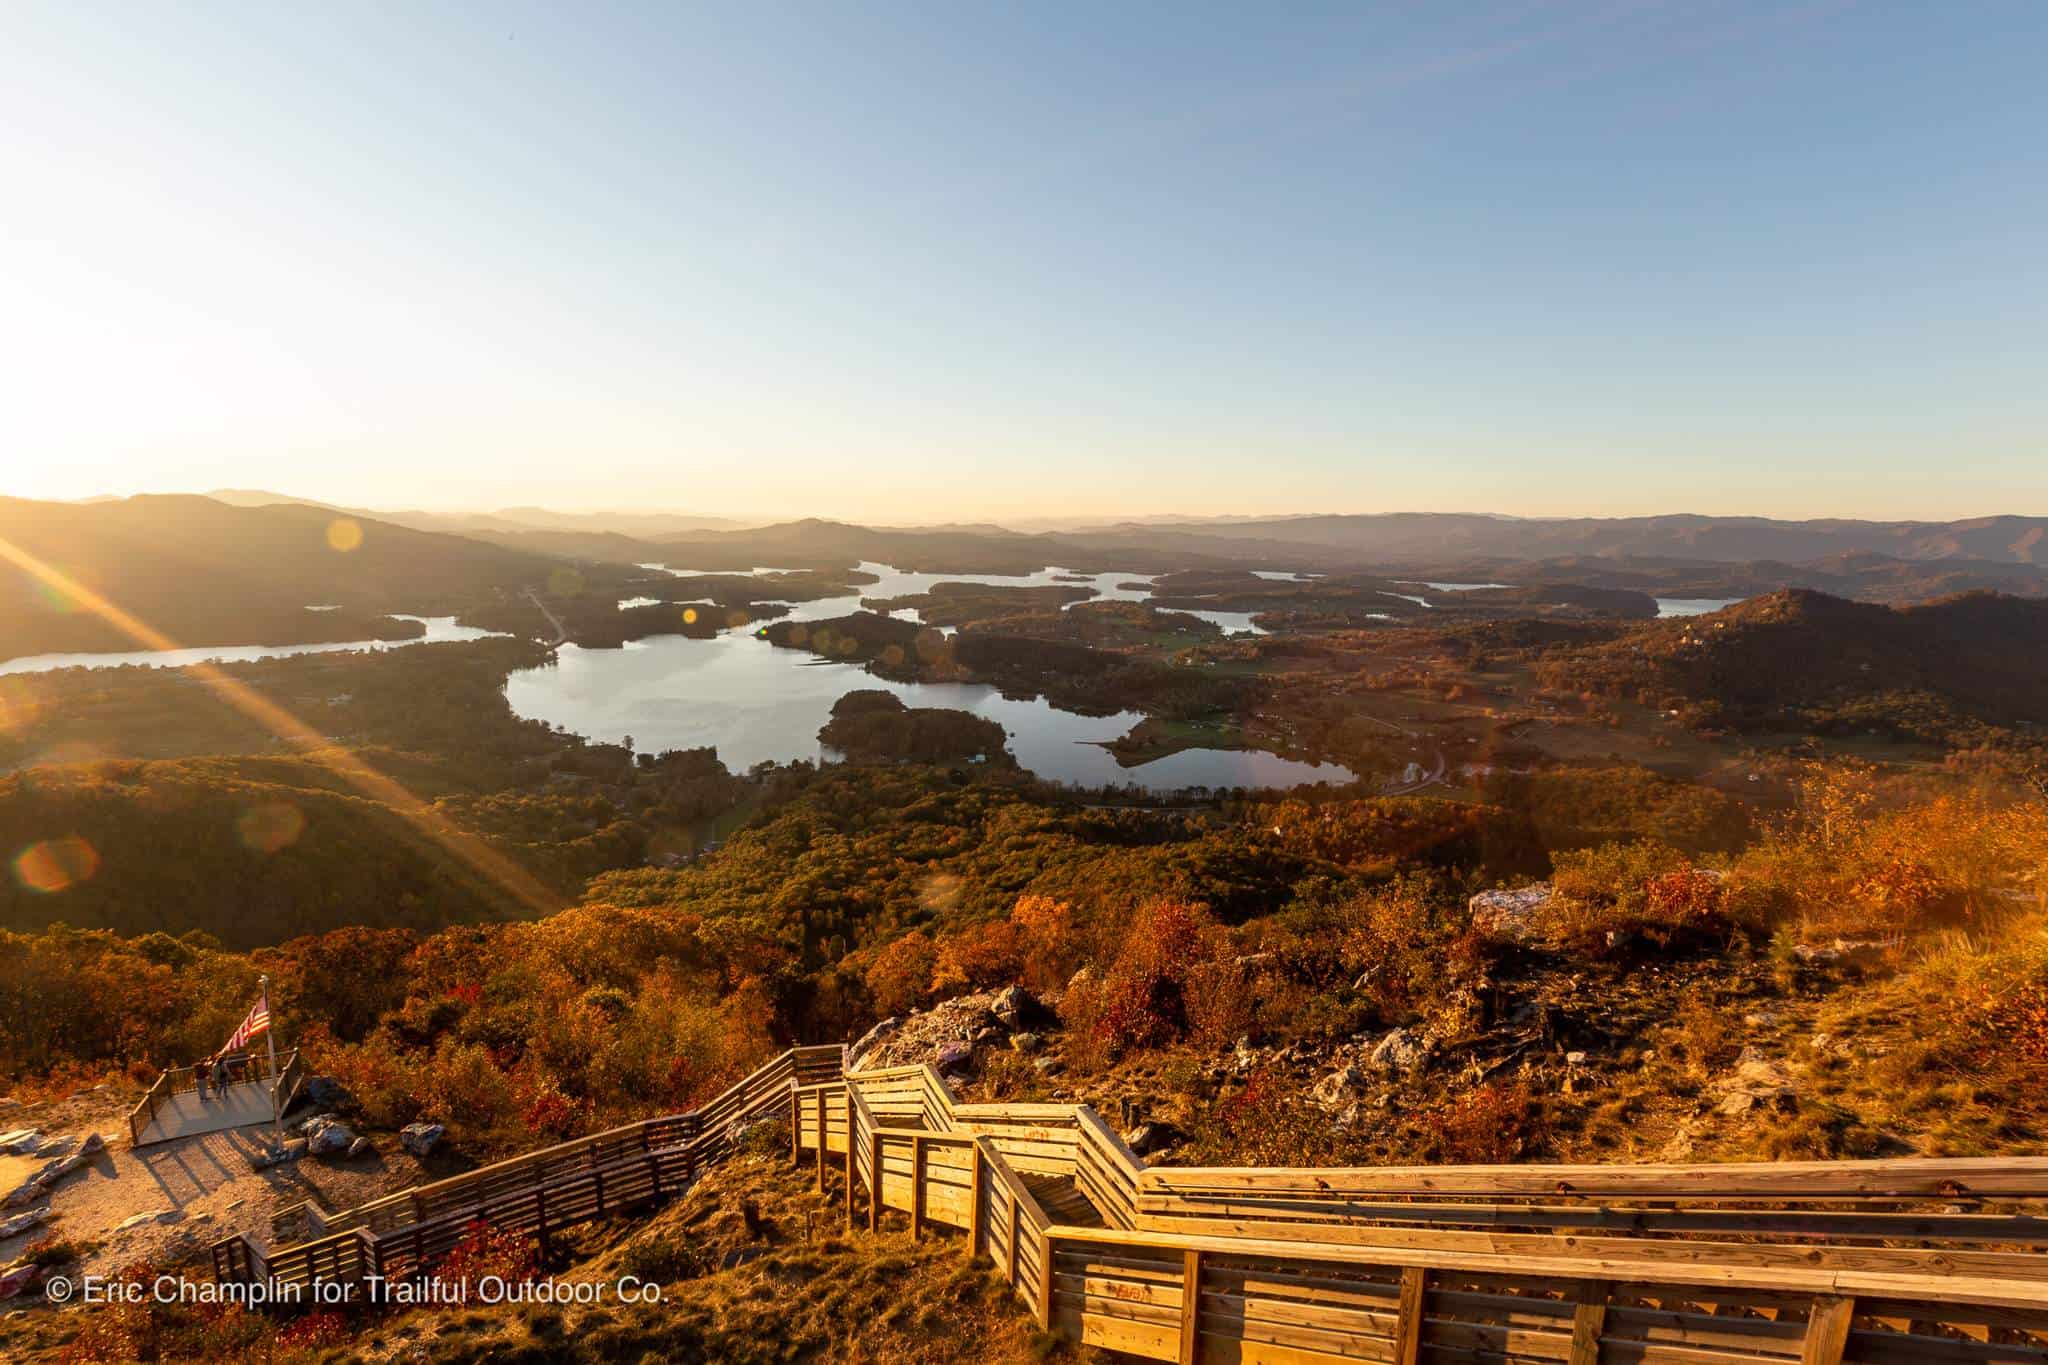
[349,1151,1091,1365]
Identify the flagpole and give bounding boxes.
[261,973,281,1151]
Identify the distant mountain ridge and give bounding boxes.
[0,494,578,661]
[1080,513,2048,566]
[1549,588,2048,742]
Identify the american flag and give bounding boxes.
[217,995,271,1056]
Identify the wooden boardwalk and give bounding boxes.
[212,1045,2048,1363]
[131,1080,280,1146]
[129,1051,304,1147]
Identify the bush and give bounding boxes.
[1541,842,1732,956]
[619,1226,708,1284]
[1060,901,1231,1065]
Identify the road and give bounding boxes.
[525,589,569,646]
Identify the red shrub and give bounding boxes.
[436,1220,541,1295]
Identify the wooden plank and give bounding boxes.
[1009,1187,1022,1289]
[1570,1279,1610,1365]
[1036,1225,2048,1312]
[1143,1157,2048,1201]
[913,1135,927,1240]
[972,1145,987,1260]
[1799,1296,1855,1365]
[1039,1227,1055,1330]
[1181,1249,1203,1365]
[1394,1266,1426,1365]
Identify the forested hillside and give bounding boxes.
[0,495,600,660]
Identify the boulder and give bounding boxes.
[991,985,1047,1029]
[1031,1056,1063,1076]
[0,1207,53,1241]
[1122,1121,1182,1157]
[305,1122,357,1158]
[1712,1049,1801,1117]
[971,1026,1005,1047]
[934,1041,975,1074]
[4,1134,103,1208]
[0,1262,41,1300]
[847,1016,903,1071]
[111,1209,181,1234]
[1231,1036,1260,1075]
[1468,885,1552,943]
[1368,1028,1429,1075]
[296,1113,342,1140]
[399,1122,446,1158]
[250,1138,308,1170]
[303,1076,354,1110]
[1311,1065,1370,1110]
[1008,1032,1043,1054]
[346,1136,375,1160]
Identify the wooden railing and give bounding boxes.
[206,1035,2048,1360]
[810,1061,2048,1364]
[129,1049,301,1146]
[211,1044,843,1301]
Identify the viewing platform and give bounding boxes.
[128,1051,305,1148]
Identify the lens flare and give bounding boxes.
[326,518,364,552]
[682,607,699,625]
[725,609,750,629]
[32,580,81,614]
[238,801,306,854]
[0,533,561,918]
[14,836,99,894]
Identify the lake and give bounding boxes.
[1655,598,1743,618]
[506,562,1346,791]
[0,616,502,678]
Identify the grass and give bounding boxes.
[357,1152,1092,1365]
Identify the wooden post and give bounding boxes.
[1006,1188,1020,1288]
[1394,1266,1427,1365]
[1036,1227,1053,1331]
[969,1144,986,1260]
[1178,1248,1202,1365]
[536,1186,552,1262]
[649,1151,662,1202]
[1800,1296,1855,1365]
[1569,1279,1610,1365]
[911,1135,927,1240]
[869,1131,882,1232]
[593,1168,606,1217]
[791,1090,802,1166]
[844,1111,856,1231]
[815,1093,827,1193]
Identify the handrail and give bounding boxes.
[823,1060,2048,1363]
[217,1045,835,1297]
[129,1049,302,1148]
[213,1037,2048,1361]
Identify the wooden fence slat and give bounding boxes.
[1569,1278,1610,1365]
[1800,1295,1856,1365]
[1394,1266,1427,1365]
[1179,1248,1202,1365]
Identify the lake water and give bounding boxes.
[1656,598,1743,618]
[503,627,1352,791]
[0,616,501,678]
[505,562,1344,791]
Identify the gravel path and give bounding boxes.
[3,1088,422,1287]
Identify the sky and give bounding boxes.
[2,2,2043,523]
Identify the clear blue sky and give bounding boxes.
[2,2,2042,521]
